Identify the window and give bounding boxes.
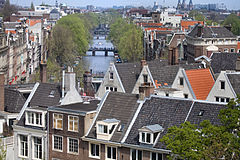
[151,152,163,160]
[33,137,42,159]
[26,112,43,126]
[221,98,225,102]
[220,81,225,90]
[19,135,28,157]
[140,132,152,144]
[224,48,229,52]
[226,98,230,103]
[216,97,219,102]
[89,143,100,158]
[165,93,169,97]
[109,72,113,80]
[68,116,78,132]
[131,149,142,160]
[98,124,108,134]
[68,138,78,154]
[53,114,63,130]
[53,135,63,151]
[231,48,235,53]
[184,94,188,99]
[179,77,184,86]
[143,75,148,83]
[114,88,117,92]
[106,146,117,160]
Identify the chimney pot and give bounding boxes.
[141,60,147,68]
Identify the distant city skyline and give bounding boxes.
[10,0,240,10]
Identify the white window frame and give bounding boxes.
[139,132,154,144]
[98,124,108,134]
[67,137,79,155]
[32,136,43,160]
[105,146,117,160]
[25,111,44,127]
[150,152,163,160]
[18,134,29,158]
[109,72,114,80]
[130,149,142,160]
[53,113,63,130]
[68,115,78,132]
[52,135,63,152]
[89,143,100,159]
[179,77,184,86]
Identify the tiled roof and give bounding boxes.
[226,73,240,95]
[125,97,193,148]
[188,25,236,38]
[86,92,139,143]
[115,62,141,93]
[185,68,215,100]
[30,83,61,107]
[149,63,202,87]
[187,101,225,126]
[181,20,204,31]
[4,88,26,113]
[125,96,226,149]
[210,53,240,74]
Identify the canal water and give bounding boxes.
[82,36,115,74]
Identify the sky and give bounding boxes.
[10,0,240,10]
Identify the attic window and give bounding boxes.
[49,90,55,97]
[198,110,204,116]
[138,124,163,144]
[96,119,120,141]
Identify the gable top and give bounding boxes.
[210,53,240,74]
[185,68,215,100]
[188,25,236,39]
[140,124,164,133]
[225,72,240,96]
[149,63,202,87]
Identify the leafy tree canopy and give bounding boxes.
[223,14,240,35]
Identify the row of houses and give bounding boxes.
[0,71,226,160]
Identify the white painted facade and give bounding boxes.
[159,11,182,27]
[172,68,195,99]
[96,63,125,99]
[206,71,236,103]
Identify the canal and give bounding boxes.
[82,36,115,75]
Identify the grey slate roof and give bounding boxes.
[30,83,61,107]
[187,101,225,126]
[148,63,203,86]
[86,92,139,143]
[115,62,141,93]
[51,100,100,113]
[125,96,226,149]
[125,97,193,148]
[4,88,26,113]
[226,73,240,95]
[188,25,236,38]
[210,53,240,74]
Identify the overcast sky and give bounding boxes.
[10,0,240,10]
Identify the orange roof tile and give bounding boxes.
[181,20,204,31]
[185,68,215,100]
[238,42,240,50]
[144,27,172,31]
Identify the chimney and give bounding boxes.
[141,60,147,68]
[197,25,203,37]
[83,71,94,96]
[40,63,47,83]
[139,82,154,100]
[0,73,4,111]
[236,57,240,71]
[64,72,76,92]
[224,25,232,32]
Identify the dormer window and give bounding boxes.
[25,111,45,127]
[49,90,55,97]
[96,119,120,141]
[139,124,163,144]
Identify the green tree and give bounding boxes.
[2,0,18,21]
[223,14,240,35]
[161,98,240,159]
[0,139,6,160]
